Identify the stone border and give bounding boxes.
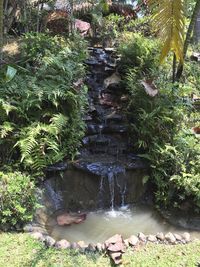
[29,231,195,265]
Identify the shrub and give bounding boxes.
[0,172,37,229]
[126,71,200,212]
[118,33,159,75]
[0,33,88,175]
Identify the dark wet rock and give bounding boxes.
[128,235,139,246]
[138,232,146,242]
[46,162,68,172]
[30,232,45,242]
[55,239,71,249]
[156,232,165,241]
[45,236,56,247]
[165,232,176,244]
[147,235,157,243]
[182,232,191,243]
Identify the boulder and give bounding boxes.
[56,212,87,226]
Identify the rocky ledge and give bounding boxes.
[29,231,194,265]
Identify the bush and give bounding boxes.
[118,33,159,75]
[126,70,200,212]
[0,33,88,175]
[0,172,37,229]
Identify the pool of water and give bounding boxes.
[46,205,200,244]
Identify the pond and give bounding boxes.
[46,205,200,244]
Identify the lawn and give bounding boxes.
[0,233,199,267]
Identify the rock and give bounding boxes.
[182,232,191,243]
[104,73,121,89]
[77,241,87,248]
[70,242,80,250]
[107,242,126,253]
[96,243,103,252]
[138,232,146,242]
[75,19,91,36]
[147,235,157,243]
[55,239,70,249]
[105,234,123,247]
[30,232,45,242]
[124,239,129,247]
[174,234,182,242]
[128,235,139,246]
[56,212,87,226]
[87,243,96,252]
[45,236,56,247]
[110,252,122,265]
[165,232,176,244]
[156,232,165,241]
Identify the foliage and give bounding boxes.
[0,172,37,229]
[118,33,159,75]
[0,33,88,175]
[149,0,185,63]
[126,70,200,211]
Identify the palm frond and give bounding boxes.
[149,0,185,63]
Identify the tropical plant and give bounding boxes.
[149,0,200,80]
[0,171,38,229]
[0,33,88,176]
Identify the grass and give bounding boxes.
[0,232,200,267]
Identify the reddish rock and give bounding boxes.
[128,235,139,246]
[107,242,126,253]
[75,19,91,36]
[165,232,176,244]
[105,234,123,247]
[110,252,122,265]
[156,232,165,241]
[138,232,146,242]
[56,212,86,226]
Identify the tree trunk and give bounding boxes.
[0,0,3,63]
[176,0,200,80]
[194,6,200,43]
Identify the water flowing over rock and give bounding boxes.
[41,48,148,215]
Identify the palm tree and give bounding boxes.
[0,0,3,63]
[149,0,200,80]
